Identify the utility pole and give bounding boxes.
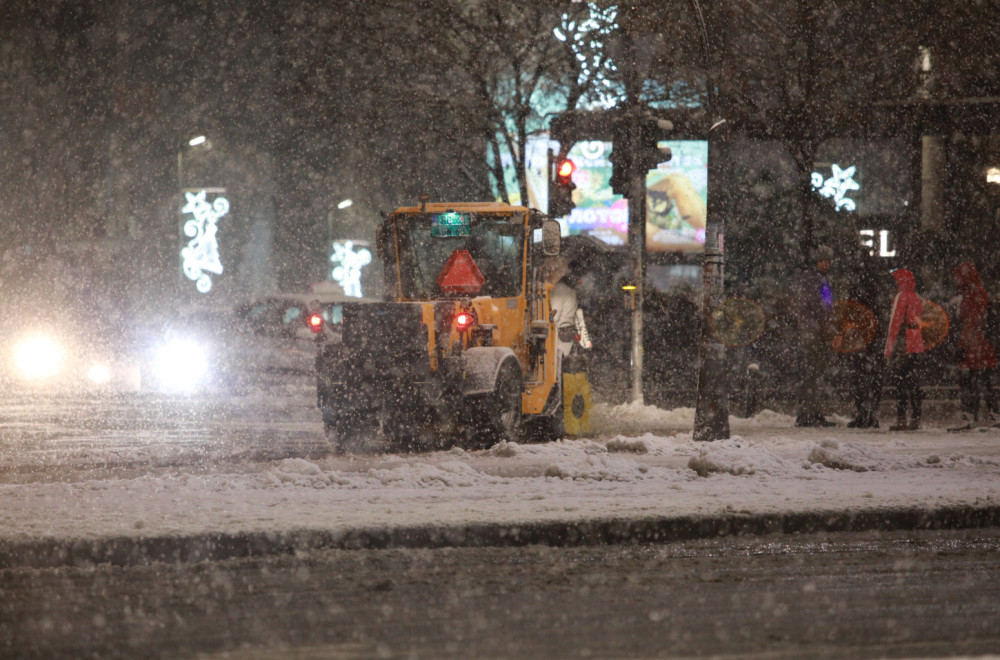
[618,7,646,404]
[692,0,731,441]
[608,6,675,404]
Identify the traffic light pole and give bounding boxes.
[692,124,731,440]
[616,9,647,405]
[692,0,730,441]
[626,137,646,404]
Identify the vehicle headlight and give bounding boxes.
[86,363,113,385]
[13,335,65,381]
[153,338,211,392]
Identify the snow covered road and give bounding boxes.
[3,391,1000,552]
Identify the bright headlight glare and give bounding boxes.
[87,363,112,385]
[13,335,65,380]
[154,338,210,392]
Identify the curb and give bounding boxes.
[3,505,1000,569]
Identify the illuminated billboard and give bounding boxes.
[499,136,708,253]
[558,139,707,252]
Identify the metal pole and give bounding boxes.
[692,0,730,441]
[628,151,646,404]
[618,6,646,404]
[693,131,731,440]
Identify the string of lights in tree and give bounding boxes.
[553,3,620,109]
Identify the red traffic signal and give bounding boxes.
[550,156,577,217]
[556,158,576,182]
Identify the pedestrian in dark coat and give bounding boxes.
[884,268,925,431]
[846,255,889,429]
[795,245,836,427]
[949,261,997,430]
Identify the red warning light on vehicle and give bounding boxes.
[454,310,475,331]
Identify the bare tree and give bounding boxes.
[393,0,615,205]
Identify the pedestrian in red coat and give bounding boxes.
[949,261,997,431]
[884,268,924,431]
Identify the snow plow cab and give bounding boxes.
[315,201,565,451]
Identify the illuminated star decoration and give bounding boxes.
[330,240,373,298]
[811,164,860,212]
[181,190,230,293]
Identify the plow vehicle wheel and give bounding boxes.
[470,361,523,447]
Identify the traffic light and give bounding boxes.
[609,122,634,197]
[635,121,672,174]
[609,118,672,198]
[549,156,577,217]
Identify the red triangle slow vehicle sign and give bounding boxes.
[437,249,485,295]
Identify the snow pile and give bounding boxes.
[806,438,923,472]
[541,452,653,482]
[687,438,802,477]
[366,460,508,488]
[590,401,695,436]
[605,437,649,454]
[264,458,354,488]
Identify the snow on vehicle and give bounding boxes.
[315,200,567,451]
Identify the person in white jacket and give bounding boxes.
[546,257,578,357]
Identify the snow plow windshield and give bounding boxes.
[396,212,525,299]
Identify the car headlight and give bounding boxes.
[86,363,113,385]
[13,335,65,381]
[153,337,212,392]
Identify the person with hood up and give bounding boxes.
[884,268,925,431]
[949,261,997,431]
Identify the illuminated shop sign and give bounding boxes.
[330,240,372,298]
[859,229,897,258]
[814,163,896,258]
[180,189,229,294]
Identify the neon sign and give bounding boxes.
[330,240,372,298]
[181,189,229,294]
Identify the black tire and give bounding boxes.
[470,361,523,447]
[322,408,379,454]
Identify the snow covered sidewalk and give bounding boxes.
[3,403,1000,566]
